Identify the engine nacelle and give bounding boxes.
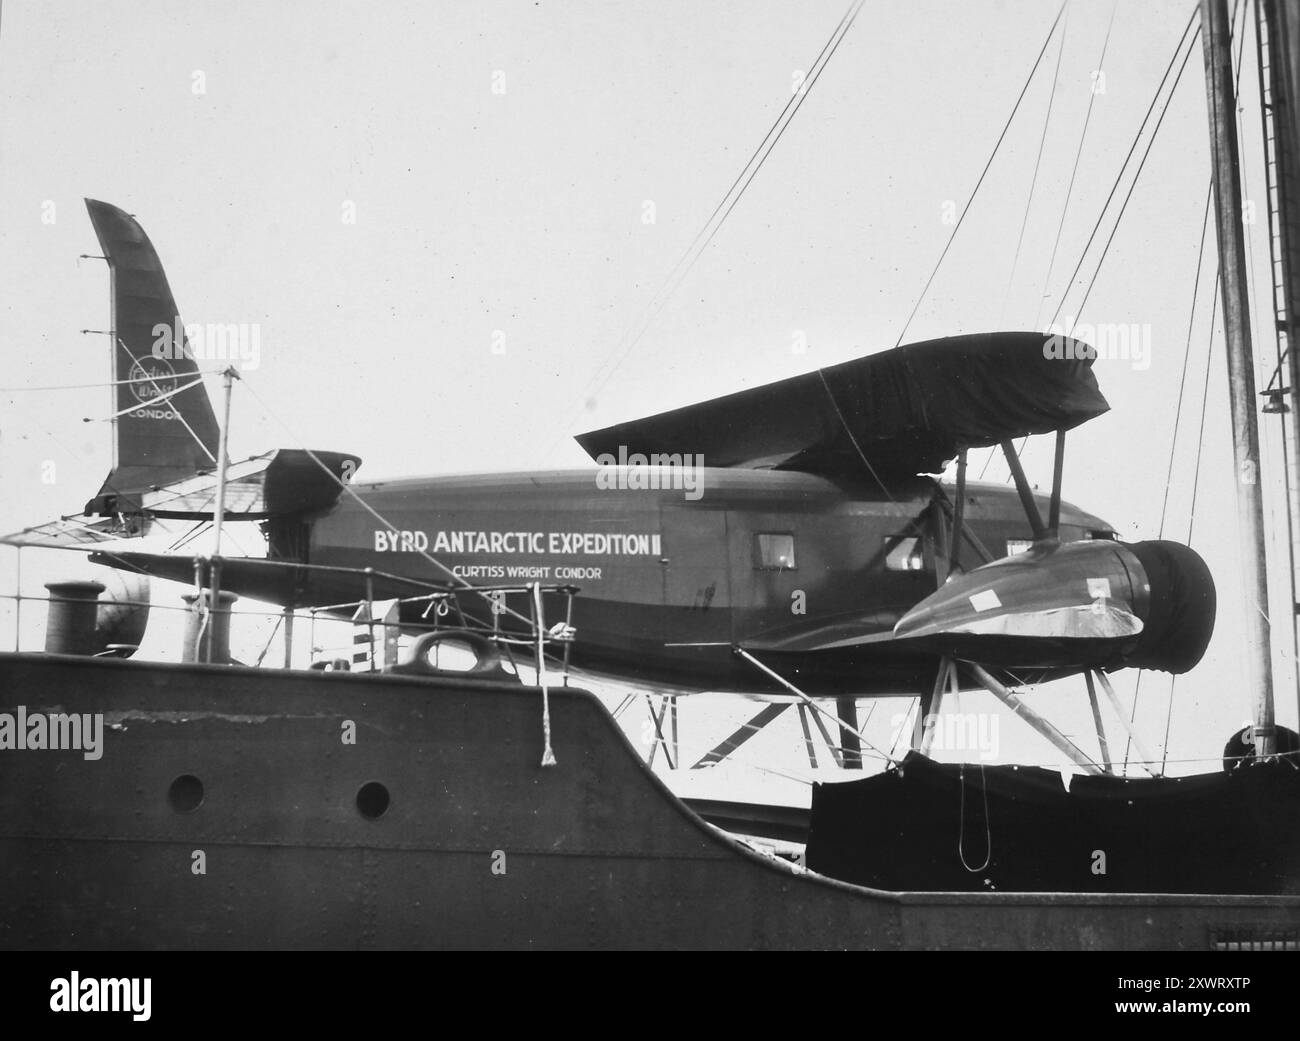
[892,538,1215,674]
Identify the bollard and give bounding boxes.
[181,589,239,663]
[43,580,107,655]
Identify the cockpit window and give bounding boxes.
[754,533,796,570]
[884,535,925,572]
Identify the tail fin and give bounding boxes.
[84,199,222,515]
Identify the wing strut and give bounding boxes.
[943,451,968,580]
[732,647,889,763]
[968,662,1103,774]
[1001,439,1048,540]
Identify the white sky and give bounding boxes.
[1,0,1296,782]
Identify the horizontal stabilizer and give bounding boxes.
[86,449,361,519]
[0,514,143,550]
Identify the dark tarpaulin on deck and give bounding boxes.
[576,332,1108,482]
[805,751,1300,894]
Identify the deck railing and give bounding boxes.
[0,542,579,686]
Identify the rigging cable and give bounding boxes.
[1127,272,1217,771]
[895,0,1068,348]
[1034,1,1118,332]
[1154,181,1215,771]
[1159,183,1217,541]
[238,377,589,679]
[1152,0,1249,771]
[989,11,1205,486]
[1000,2,1070,328]
[1071,31,1203,324]
[543,0,866,461]
[0,370,226,392]
[1151,272,1219,770]
[1046,6,1201,331]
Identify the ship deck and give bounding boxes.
[1,651,1297,950]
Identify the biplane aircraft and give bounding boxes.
[7,201,1217,765]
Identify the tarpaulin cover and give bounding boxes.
[576,332,1109,482]
[805,751,1300,894]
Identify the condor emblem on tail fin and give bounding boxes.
[83,198,222,514]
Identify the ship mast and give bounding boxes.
[1256,0,1300,734]
[1201,0,1277,755]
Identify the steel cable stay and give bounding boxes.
[895,0,1069,350]
[998,14,1206,477]
[226,379,585,719]
[1062,27,1204,329]
[1033,1,1118,333]
[109,339,216,466]
[999,1,1071,329]
[613,693,828,781]
[1153,182,1215,771]
[1045,7,1202,333]
[86,376,206,422]
[732,646,896,763]
[0,369,228,392]
[1083,0,1243,771]
[1132,269,1220,773]
[541,0,867,463]
[971,7,1202,483]
[1159,183,1217,543]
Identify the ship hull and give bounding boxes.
[0,652,1296,950]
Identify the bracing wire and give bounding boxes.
[542,0,866,460]
[895,1,1068,348]
[1034,1,1117,332]
[1069,25,1202,325]
[1047,7,1200,331]
[1000,2,1070,327]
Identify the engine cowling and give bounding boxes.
[892,538,1215,674]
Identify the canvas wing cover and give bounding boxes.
[576,332,1108,481]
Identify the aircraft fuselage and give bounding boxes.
[268,466,1111,696]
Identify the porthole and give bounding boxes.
[356,781,390,820]
[167,774,204,813]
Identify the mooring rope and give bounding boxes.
[957,761,993,874]
[533,583,557,767]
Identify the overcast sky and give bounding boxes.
[1,0,1295,781]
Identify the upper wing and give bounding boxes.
[576,332,1108,482]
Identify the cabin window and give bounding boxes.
[754,533,796,570]
[884,535,925,572]
[1005,538,1033,557]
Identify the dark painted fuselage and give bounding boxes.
[263,467,1111,697]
